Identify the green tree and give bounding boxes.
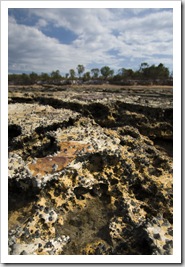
[83,71,91,81]
[156,63,170,79]
[137,62,170,80]
[100,66,113,80]
[147,65,158,80]
[40,72,50,83]
[8,74,20,84]
[118,68,134,79]
[138,62,150,79]
[20,73,31,85]
[139,62,149,72]
[30,72,38,84]
[77,64,85,78]
[109,69,114,78]
[69,69,76,79]
[118,68,125,76]
[126,69,134,79]
[91,68,99,79]
[50,70,61,83]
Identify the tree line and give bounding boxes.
[8,63,173,85]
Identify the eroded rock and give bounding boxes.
[8,85,173,255]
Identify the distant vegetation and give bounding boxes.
[8,62,173,86]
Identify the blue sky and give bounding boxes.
[8,8,173,75]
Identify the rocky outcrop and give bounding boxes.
[8,85,173,255]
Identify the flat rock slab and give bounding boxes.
[9,103,80,136]
[28,141,93,177]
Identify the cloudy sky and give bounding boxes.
[8,8,173,75]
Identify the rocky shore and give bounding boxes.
[8,85,173,255]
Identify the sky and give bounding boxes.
[8,8,173,75]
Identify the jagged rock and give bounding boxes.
[8,85,173,255]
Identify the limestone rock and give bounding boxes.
[8,85,173,255]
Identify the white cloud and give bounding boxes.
[36,18,48,29]
[8,17,73,73]
[30,8,112,35]
[8,8,173,74]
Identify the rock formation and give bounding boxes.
[8,85,173,255]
